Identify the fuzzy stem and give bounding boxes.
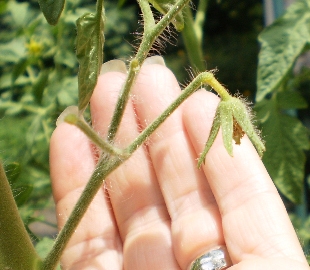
[42,71,229,269]
[182,5,205,71]
[207,74,231,100]
[126,71,213,153]
[107,59,140,142]
[41,156,123,270]
[107,0,191,143]
[64,114,126,158]
[138,0,155,31]
[0,161,42,270]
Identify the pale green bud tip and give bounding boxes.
[197,95,265,168]
[56,106,79,127]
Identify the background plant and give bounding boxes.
[0,0,310,268]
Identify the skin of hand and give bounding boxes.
[50,62,309,270]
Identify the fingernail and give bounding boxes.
[143,55,166,67]
[56,106,78,127]
[100,59,127,75]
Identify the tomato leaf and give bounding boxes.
[76,11,105,113]
[38,0,65,25]
[256,0,310,102]
[255,99,310,203]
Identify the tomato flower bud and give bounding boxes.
[198,96,265,168]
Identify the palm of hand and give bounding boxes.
[50,63,308,270]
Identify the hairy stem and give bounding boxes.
[138,0,155,31]
[41,156,122,270]
[43,69,229,269]
[126,71,223,153]
[64,114,126,157]
[107,0,191,143]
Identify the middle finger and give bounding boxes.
[90,64,179,270]
[132,63,224,269]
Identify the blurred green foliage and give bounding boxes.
[2,1,310,261]
[0,0,137,236]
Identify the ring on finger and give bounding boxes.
[188,246,232,270]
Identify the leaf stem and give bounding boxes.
[126,71,214,153]
[138,0,155,31]
[181,5,205,71]
[194,0,209,45]
[107,0,191,143]
[64,114,127,158]
[42,70,228,269]
[41,156,123,270]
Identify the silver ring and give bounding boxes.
[188,246,232,270]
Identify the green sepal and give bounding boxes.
[197,108,221,168]
[76,11,105,113]
[219,101,233,156]
[38,0,65,25]
[148,0,184,31]
[198,96,265,168]
[230,97,266,157]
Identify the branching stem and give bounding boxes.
[64,114,127,158]
[107,0,191,143]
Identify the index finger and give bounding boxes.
[182,90,307,265]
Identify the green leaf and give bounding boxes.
[7,0,29,27]
[256,99,310,203]
[76,11,105,113]
[33,71,49,105]
[148,0,184,31]
[13,184,33,207]
[277,91,308,110]
[12,57,29,85]
[38,0,65,25]
[256,0,310,102]
[54,49,77,68]
[4,162,21,185]
[0,37,26,64]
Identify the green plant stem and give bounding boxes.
[107,0,191,143]
[0,161,42,270]
[42,71,228,270]
[64,114,127,158]
[126,71,223,153]
[182,5,205,71]
[41,156,122,270]
[194,0,209,45]
[138,0,155,31]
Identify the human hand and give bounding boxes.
[50,58,309,269]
